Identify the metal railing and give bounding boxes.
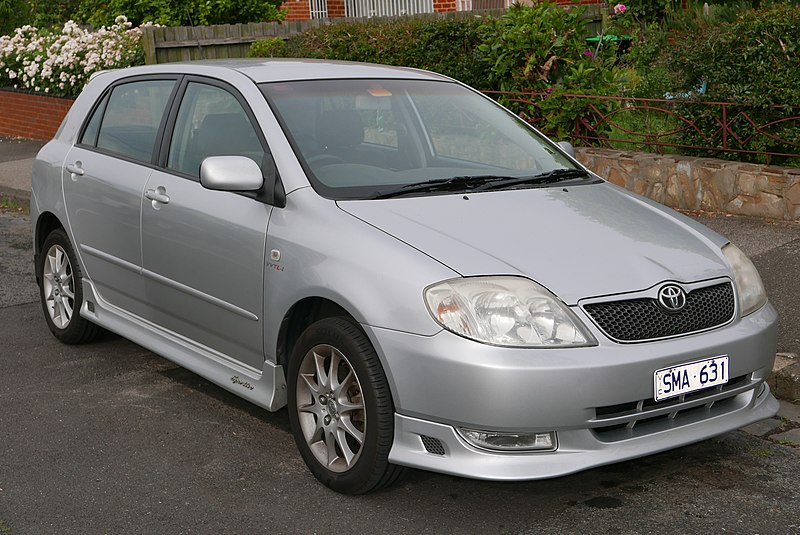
[345,0,434,18]
[457,0,510,10]
[485,91,800,163]
[310,0,329,18]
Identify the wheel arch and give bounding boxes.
[34,211,66,282]
[276,296,355,372]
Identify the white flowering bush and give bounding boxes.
[0,16,150,97]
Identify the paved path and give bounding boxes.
[0,268,799,534]
[0,137,43,204]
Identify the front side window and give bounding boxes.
[261,79,582,200]
[167,82,265,178]
[92,79,175,162]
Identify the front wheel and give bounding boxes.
[38,229,100,344]
[287,317,405,494]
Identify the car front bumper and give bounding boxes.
[365,302,779,480]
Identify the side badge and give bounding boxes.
[268,249,284,272]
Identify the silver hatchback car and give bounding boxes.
[32,59,778,494]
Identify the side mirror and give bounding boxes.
[557,141,576,158]
[200,156,264,192]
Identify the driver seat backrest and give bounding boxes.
[188,112,261,175]
[315,109,387,168]
[316,109,365,152]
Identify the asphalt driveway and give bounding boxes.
[1,208,799,534]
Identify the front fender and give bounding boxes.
[263,187,456,364]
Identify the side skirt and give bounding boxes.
[80,279,288,411]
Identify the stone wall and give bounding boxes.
[576,147,800,222]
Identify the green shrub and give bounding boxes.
[641,3,800,162]
[73,0,285,27]
[478,2,619,138]
[0,0,81,35]
[249,37,287,58]
[251,16,488,89]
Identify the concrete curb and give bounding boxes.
[0,157,34,208]
[768,353,800,402]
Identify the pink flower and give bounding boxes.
[583,49,594,58]
[614,3,627,14]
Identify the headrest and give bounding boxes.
[195,113,260,156]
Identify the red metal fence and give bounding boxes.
[484,91,800,163]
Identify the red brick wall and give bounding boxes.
[0,90,74,141]
[434,0,458,12]
[284,0,311,20]
[328,0,346,17]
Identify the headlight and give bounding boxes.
[722,243,767,316]
[424,276,596,347]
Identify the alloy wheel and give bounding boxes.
[296,343,366,472]
[42,244,75,329]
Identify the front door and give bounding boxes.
[140,80,272,371]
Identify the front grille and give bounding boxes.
[591,375,752,442]
[420,435,446,456]
[583,282,735,342]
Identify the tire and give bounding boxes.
[287,317,406,494]
[38,229,100,344]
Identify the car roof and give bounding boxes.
[98,58,453,84]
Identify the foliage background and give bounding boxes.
[0,0,284,35]
[271,17,487,90]
[1,0,798,160]
[626,2,800,162]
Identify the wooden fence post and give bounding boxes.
[142,27,157,65]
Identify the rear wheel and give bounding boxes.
[287,317,405,494]
[38,229,100,344]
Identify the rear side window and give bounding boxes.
[84,79,175,163]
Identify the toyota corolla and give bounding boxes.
[31,60,778,494]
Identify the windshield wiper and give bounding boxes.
[372,174,520,199]
[371,169,590,199]
[474,169,589,191]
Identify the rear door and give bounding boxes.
[139,78,272,371]
[62,77,177,316]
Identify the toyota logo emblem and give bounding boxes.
[658,284,687,312]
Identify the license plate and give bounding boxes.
[654,355,729,402]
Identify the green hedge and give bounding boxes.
[639,3,800,163]
[275,16,489,90]
[251,4,606,136]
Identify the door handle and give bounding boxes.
[66,163,84,179]
[145,187,170,207]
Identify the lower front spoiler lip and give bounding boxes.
[388,384,779,481]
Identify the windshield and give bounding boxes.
[260,79,585,199]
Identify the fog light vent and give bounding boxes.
[420,435,446,456]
